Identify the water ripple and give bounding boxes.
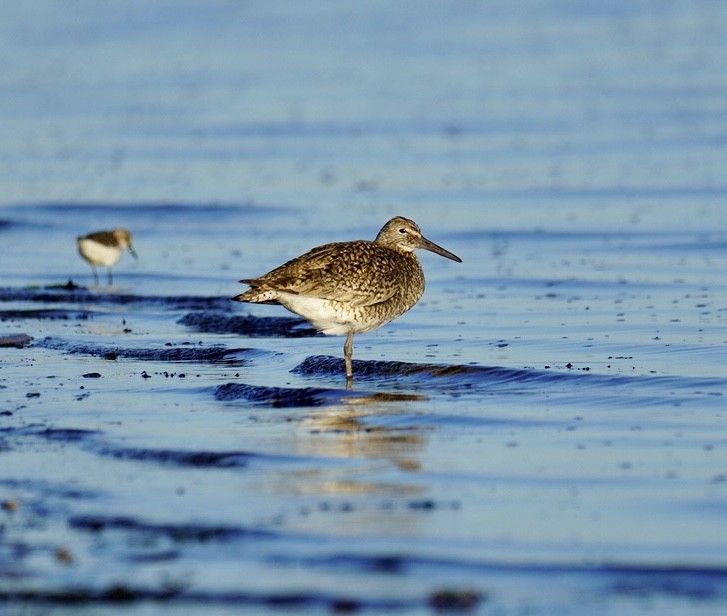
[35,337,243,362]
[293,355,727,395]
[179,311,315,337]
[0,286,229,310]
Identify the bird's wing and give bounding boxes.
[248,241,402,307]
[80,231,117,246]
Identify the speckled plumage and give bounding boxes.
[77,228,137,286]
[233,216,461,379]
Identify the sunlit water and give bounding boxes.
[2,2,727,614]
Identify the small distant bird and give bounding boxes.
[77,228,137,285]
[233,216,462,379]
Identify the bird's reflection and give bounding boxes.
[282,392,428,495]
[257,391,439,535]
[305,403,424,467]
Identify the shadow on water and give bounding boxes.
[1,425,320,470]
[0,308,94,321]
[214,382,425,407]
[179,311,316,337]
[36,337,246,362]
[0,588,420,611]
[0,286,230,311]
[292,355,727,396]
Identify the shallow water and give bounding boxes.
[3,2,727,615]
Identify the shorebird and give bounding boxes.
[77,228,137,285]
[233,216,461,380]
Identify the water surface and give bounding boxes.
[2,2,727,614]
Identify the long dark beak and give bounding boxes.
[419,236,462,263]
[128,245,138,260]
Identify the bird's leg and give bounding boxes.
[344,331,354,380]
[107,268,113,286]
[92,267,99,286]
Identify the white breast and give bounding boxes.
[78,239,122,267]
[276,293,378,336]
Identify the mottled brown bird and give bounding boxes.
[233,216,461,379]
[77,228,137,285]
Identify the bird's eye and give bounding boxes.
[398,228,407,234]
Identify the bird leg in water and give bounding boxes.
[344,331,354,380]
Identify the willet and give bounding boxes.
[233,216,461,379]
[77,228,137,285]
